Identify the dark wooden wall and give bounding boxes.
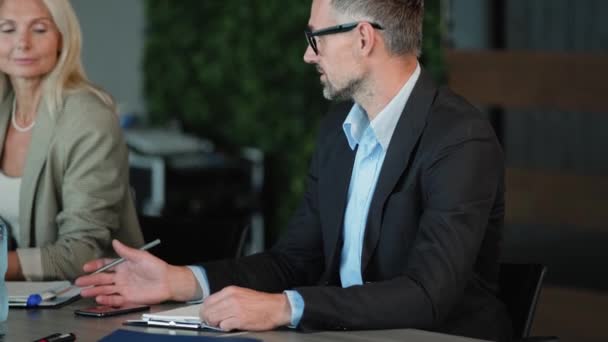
[446,0,608,292]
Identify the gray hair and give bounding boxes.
[330,0,424,56]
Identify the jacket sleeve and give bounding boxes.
[201,113,347,293]
[203,130,327,293]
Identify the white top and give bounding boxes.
[0,171,21,244]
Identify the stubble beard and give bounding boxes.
[322,75,364,102]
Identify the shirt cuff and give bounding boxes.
[284,290,305,328]
[16,247,43,281]
[186,265,211,303]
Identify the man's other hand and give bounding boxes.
[201,286,291,331]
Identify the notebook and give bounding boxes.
[125,304,224,331]
[7,281,81,308]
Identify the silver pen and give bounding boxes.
[91,239,161,274]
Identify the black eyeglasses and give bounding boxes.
[304,22,384,55]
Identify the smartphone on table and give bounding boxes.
[74,304,150,317]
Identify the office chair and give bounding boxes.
[498,263,559,342]
[138,215,250,265]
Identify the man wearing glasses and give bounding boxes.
[77,1,510,341]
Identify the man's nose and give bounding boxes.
[303,44,317,64]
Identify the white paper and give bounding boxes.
[143,304,201,323]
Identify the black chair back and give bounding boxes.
[138,215,249,265]
[498,263,546,339]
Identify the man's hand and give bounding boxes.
[75,239,199,306]
[201,286,292,331]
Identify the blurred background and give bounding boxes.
[71,1,607,341]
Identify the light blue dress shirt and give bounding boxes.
[191,64,421,328]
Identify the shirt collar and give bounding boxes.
[342,62,421,150]
[342,103,368,150]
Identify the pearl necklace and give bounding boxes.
[10,99,36,133]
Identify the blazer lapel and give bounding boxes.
[19,101,56,247]
[318,129,355,276]
[361,69,437,272]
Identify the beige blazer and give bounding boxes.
[0,90,143,280]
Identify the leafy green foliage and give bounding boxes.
[144,0,444,242]
[422,0,446,83]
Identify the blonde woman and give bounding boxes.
[0,0,143,281]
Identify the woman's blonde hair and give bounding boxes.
[0,0,116,114]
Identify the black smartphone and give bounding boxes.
[74,304,150,317]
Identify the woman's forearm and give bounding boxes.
[6,250,24,280]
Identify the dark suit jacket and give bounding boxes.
[203,70,512,341]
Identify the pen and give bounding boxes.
[91,239,161,274]
[34,332,76,342]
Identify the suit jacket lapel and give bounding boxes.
[19,100,56,247]
[318,128,355,278]
[361,69,437,273]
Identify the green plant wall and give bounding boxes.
[144,0,444,243]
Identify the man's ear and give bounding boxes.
[357,22,377,56]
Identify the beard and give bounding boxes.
[321,74,364,101]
